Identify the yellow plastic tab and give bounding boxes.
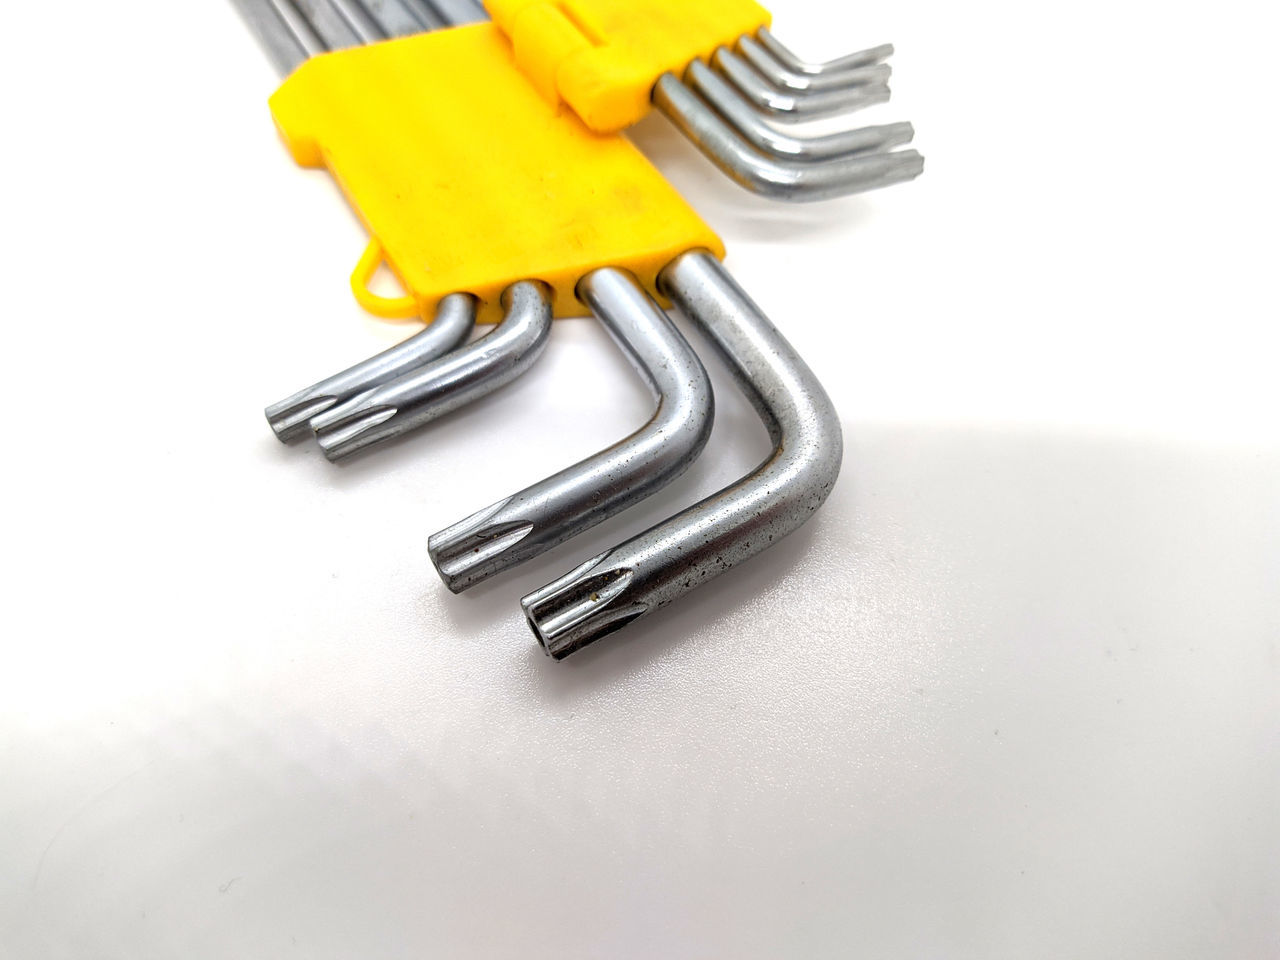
[269,23,722,324]
[486,0,771,133]
[350,239,418,319]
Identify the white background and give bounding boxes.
[2,0,1278,956]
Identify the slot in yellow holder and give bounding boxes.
[485,0,771,133]
[269,22,723,324]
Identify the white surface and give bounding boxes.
[2,0,1278,956]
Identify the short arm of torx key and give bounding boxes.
[312,281,552,461]
[653,74,923,202]
[428,268,714,593]
[712,48,886,124]
[522,251,843,660]
[684,61,913,163]
[737,35,892,94]
[756,27,895,77]
[265,293,477,443]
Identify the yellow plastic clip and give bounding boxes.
[269,23,723,324]
[485,0,771,133]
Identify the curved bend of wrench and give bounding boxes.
[653,73,923,202]
[712,48,887,123]
[737,35,892,94]
[756,27,895,77]
[428,269,714,592]
[312,281,553,461]
[265,293,477,443]
[684,61,913,163]
[522,251,844,660]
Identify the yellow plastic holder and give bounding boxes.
[268,22,723,324]
[485,0,771,133]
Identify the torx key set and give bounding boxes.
[230,0,924,658]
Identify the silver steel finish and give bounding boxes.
[264,293,477,443]
[653,74,923,201]
[312,282,553,461]
[417,0,488,25]
[737,35,891,93]
[357,0,436,36]
[757,27,894,76]
[394,0,446,29]
[428,269,714,593]
[713,47,887,123]
[236,0,480,71]
[231,0,324,73]
[234,0,455,74]
[684,60,911,162]
[291,0,364,50]
[522,252,843,660]
[327,0,387,43]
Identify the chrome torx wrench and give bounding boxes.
[266,294,477,443]
[523,251,843,658]
[428,269,714,592]
[652,35,924,201]
[311,282,553,461]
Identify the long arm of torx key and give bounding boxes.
[756,27,894,77]
[427,268,714,593]
[312,281,553,461]
[358,0,437,36]
[231,0,435,75]
[736,35,892,93]
[265,293,477,442]
[653,74,923,202]
[230,0,324,74]
[285,0,365,51]
[414,0,488,26]
[326,0,388,44]
[521,251,843,659]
